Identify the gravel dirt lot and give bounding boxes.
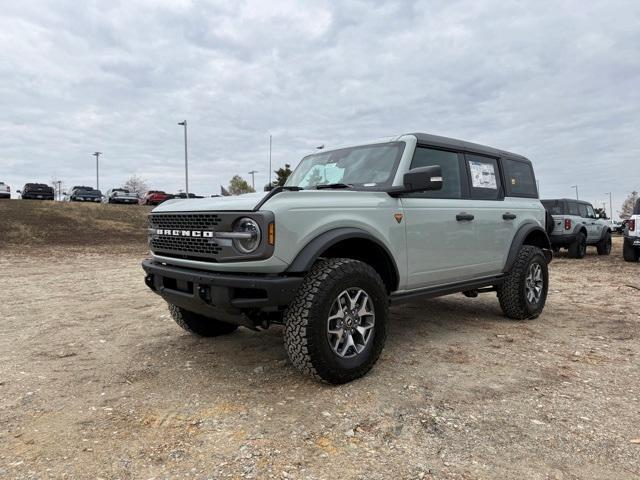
[1,201,639,479]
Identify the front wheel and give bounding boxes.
[498,246,549,320]
[168,304,238,337]
[284,258,388,384]
[596,232,612,255]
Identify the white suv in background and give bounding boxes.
[0,182,10,199]
[623,199,640,262]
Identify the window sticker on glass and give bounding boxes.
[469,161,497,189]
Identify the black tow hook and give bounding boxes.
[144,274,156,291]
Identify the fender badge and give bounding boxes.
[394,213,404,224]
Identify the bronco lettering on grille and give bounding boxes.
[156,229,214,238]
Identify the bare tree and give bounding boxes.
[123,175,149,196]
[620,191,639,219]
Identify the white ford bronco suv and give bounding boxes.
[143,133,552,383]
[623,198,640,262]
[541,199,612,258]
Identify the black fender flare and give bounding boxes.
[503,222,552,273]
[573,223,588,237]
[286,227,400,279]
[598,226,612,241]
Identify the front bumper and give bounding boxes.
[142,259,303,324]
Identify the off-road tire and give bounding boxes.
[596,232,612,256]
[283,258,388,384]
[623,240,639,262]
[497,246,548,320]
[568,232,587,259]
[168,304,238,337]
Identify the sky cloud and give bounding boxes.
[0,0,638,215]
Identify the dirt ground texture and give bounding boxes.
[1,202,640,479]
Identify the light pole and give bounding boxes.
[269,135,272,189]
[248,170,258,189]
[93,152,102,190]
[178,120,189,195]
[605,192,613,220]
[571,185,579,200]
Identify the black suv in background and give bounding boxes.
[65,186,103,202]
[19,183,55,200]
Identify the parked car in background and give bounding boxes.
[65,186,103,202]
[541,198,612,258]
[19,183,55,200]
[172,192,204,199]
[140,190,170,205]
[623,199,640,262]
[104,188,139,204]
[0,181,10,199]
[610,220,623,234]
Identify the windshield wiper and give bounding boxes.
[315,183,353,190]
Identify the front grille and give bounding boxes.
[149,213,224,261]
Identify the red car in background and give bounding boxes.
[140,190,171,205]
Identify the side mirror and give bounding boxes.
[390,165,443,196]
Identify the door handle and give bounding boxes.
[503,213,517,220]
[456,213,474,221]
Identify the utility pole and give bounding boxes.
[248,170,258,189]
[571,184,579,200]
[178,120,189,195]
[56,180,62,201]
[605,192,613,220]
[93,152,102,190]
[269,135,272,189]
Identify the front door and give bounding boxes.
[401,146,481,289]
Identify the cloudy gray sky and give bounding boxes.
[1,0,638,215]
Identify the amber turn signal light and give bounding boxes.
[268,222,275,245]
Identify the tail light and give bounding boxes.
[630,219,636,232]
[564,219,572,230]
[7,186,10,192]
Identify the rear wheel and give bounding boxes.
[498,246,549,320]
[568,232,587,258]
[168,304,238,337]
[596,232,612,255]
[623,240,640,262]
[284,258,388,384]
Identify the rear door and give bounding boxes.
[400,146,482,288]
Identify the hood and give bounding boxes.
[152,191,268,212]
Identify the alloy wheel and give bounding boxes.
[326,288,375,358]
[525,262,544,304]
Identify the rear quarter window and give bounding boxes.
[503,158,538,198]
[541,200,563,215]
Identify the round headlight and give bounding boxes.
[232,217,261,253]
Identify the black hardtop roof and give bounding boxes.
[542,198,593,205]
[24,183,50,187]
[410,133,529,163]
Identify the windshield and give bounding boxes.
[285,142,405,189]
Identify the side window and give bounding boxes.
[578,204,588,218]
[408,147,461,198]
[586,205,595,218]
[503,158,537,197]
[568,201,580,216]
[465,154,501,200]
